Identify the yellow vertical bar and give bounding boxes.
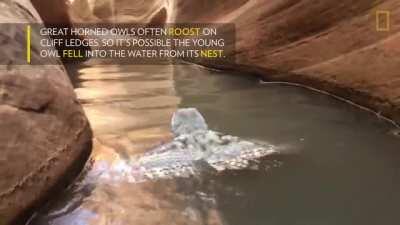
[26,25,31,63]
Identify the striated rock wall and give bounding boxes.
[0,1,92,224]
[174,0,400,123]
[68,0,174,23]
[23,0,400,122]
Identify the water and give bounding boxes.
[28,63,400,225]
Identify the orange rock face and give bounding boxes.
[29,0,400,121]
[175,0,400,122]
[0,1,92,224]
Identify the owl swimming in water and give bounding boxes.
[126,108,277,182]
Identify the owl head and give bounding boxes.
[171,108,208,136]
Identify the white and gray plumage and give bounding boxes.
[122,108,277,182]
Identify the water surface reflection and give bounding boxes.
[28,64,400,225]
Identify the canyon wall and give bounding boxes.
[68,0,173,23]
[0,1,92,224]
[39,0,400,122]
[175,0,400,123]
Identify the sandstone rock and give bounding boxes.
[69,0,172,23]
[93,0,113,19]
[0,1,92,224]
[31,0,71,25]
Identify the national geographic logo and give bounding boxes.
[376,10,391,31]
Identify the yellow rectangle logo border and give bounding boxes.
[376,10,390,31]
